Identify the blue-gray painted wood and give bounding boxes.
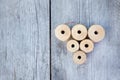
[0,0,120,80]
[51,0,120,80]
[0,0,50,80]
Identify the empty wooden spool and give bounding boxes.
[80,39,94,53]
[55,24,71,41]
[88,25,105,42]
[67,40,79,52]
[72,24,87,41]
[73,51,86,64]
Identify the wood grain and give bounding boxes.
[51,0,120,80]
[0,0,120,80]
[0,0,50,80]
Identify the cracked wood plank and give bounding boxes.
[0,0,50,80]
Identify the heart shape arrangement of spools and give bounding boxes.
[55,24,105,64]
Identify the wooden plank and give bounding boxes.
[0,0,50,80]
[51,0,120,80]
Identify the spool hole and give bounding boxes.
[77,30,81,34]
[71,44,75,48]
[94,31,98,35]
[85,44,89,48]
[61,30,65,34]
[78,56,81,59]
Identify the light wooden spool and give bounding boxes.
[80,39,94,53]
[73,51,86,64]
[55,24,71,41]
[72,24,87,41]
[67,40,79,52]
[88,25,105,42]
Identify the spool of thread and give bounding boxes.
[72,24,87,41]
[55,24,71,41]
[73,51,86,64]
[88,25,105,42]
[80,39,94,53]
[67,40,79,52]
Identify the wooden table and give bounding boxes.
[0,0,120,80]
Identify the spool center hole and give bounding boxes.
[61,30,65,34]
[71,44,75,48]
[85,44,89,48]
[77,30,81,34]
[94,31,98,35]
[78,56,81,59]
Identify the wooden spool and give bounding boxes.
[80,39,94,53]
[88,25,105,42]
[67,40,79,52]
[73,51,86,64]
[55,24,71,41]
[72,24,87,41]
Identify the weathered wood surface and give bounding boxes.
[0,0,120,80]
[51,0,120,80]
[0,0,50,80]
